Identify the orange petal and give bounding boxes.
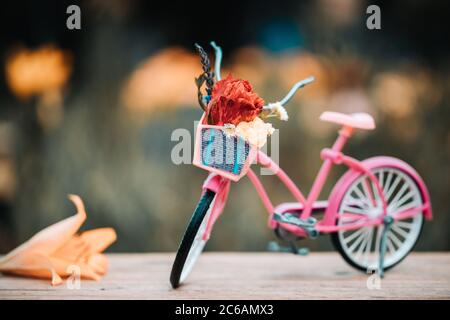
[0,194,86,264]
[86,253,109,275]
[53,235,90,262]
[51,270,63,286]
[48,256,101,281]
[0,252,63,286]
[0,195,116,285]
[79,228,117,254]
[76,261,102,281]
[54,228,116,262]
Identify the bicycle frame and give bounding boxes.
[202,125,432,240]
[198,41,431,241]
[170,43,433,289]
[251,125,390,237]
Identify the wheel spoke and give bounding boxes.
[353,184,372,208]
[356,228,372,259]
[396,220,414,230]
[340,213,366,224]
[378,170,384,191]
[371,180,382,207]
[346,195,368,209]
[362,178,375,207]
[388,230,403,249]
[386,236,396,253]
[385,174,402,202]
[388,182,410,210]
[343,228,366,245]
[375,226,382,254]
[341,205,367,215]
[389,190,415,212]
[391,204,421,220]
[348,228,368,252]
[363,228,374,264]
[392,224,409,239]
[383,170,394,196]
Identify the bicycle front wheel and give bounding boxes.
[170,189,216,288]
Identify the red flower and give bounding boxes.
[206,75,265,126]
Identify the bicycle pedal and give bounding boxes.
[273,213,315,227]
[273,213,319,238]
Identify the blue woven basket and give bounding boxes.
[200,128,251,176]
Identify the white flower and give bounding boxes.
[223,123,236,137]
[268,102,289,121]
[235,117,275,148]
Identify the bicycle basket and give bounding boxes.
[193,114,256,181]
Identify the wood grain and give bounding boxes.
[0,253,449,299]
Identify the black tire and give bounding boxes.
[170,189,216,288]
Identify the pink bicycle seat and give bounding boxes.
[319,111,375,130]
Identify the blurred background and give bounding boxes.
[0,0,448,254]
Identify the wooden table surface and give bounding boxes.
[0,252,449,299]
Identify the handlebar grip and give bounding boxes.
[279,76,315,106]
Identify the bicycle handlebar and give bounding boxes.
[209,42,315,108]
[210,41,222,81]
[274,76,315,107]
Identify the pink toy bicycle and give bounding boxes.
[170,43,432,288]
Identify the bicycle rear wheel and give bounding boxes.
[332,166,424,272]
[170,190,216,288]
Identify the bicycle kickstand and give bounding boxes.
[267,241,309,256]
[379,215,394,278]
